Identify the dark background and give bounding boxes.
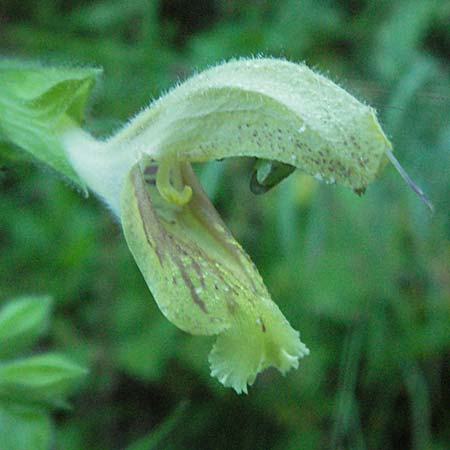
[1,1,449,449]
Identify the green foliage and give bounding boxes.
[0,353,87,408]
[1,0,449,449]
[124,401,188,450]
[0,403,52,450]
[0,297,87,450]
[0,296,51,358]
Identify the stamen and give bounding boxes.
[155,160,193,206]
[385,149,434,214]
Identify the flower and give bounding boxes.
[88,58,393,393]
[2,57,416,393]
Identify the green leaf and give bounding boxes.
[0,403,52,450]
[125,401,188,450]
[113,319,177,382]
[0,60,101,193]
[0,353,87,408]
[0,296,52,359]
[121,161,309,393]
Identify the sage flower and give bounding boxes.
[0,57,429,393]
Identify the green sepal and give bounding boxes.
[0,60,101,193]
[121,161,309,393]
[0,296,52,359]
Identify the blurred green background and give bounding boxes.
[0,0,449,449]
